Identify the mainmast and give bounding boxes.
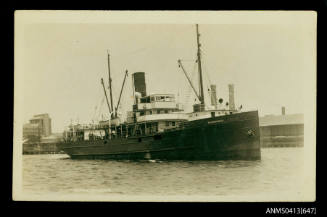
[196,24,205,107]
[107,50,114,117]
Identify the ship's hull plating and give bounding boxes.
[59,111,261,160]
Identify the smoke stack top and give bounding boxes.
[133,72,147,97]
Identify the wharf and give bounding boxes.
[23,142,62,154]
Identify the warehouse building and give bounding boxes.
[23,113,52,139]
[259,108,304,147]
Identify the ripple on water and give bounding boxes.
[22,148,305,198]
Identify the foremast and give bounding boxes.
[196,24,205,107]
[107,50,114,118]
[178,24,206,112]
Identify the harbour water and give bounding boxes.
[22,147,307,201]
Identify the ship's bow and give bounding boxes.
[191,110,261,160]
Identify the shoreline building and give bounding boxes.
[259,107,304,147]
[23,114,64,154]
[23,123,42,139]
[23,113,52,138]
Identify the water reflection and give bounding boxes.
[23,148,304,198]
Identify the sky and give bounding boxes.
[15,12,316,133]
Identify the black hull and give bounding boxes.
[59,111,261,160]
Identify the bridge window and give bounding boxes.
[140,96,150,103]
[165,110,168,114]
[165,96,172,102]
[165,121,169,126]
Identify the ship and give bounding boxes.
[58,25,261,160]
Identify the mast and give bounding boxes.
[107,50,114,117]
[196,24,205,106]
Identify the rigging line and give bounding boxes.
[93,100,100,122]
[91,104,97,122]
[180,59,196,62]
[201,51,213,85]
[99,96,105,113]
[113,31,175,59]
[202,67,214,110]
[199,53,213,109]
[109,43,151,60]
[95,96,105,122]
[184,60,198,107]
[92,95,104,122]
[203,66,212,92]
[99,96,105,120]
